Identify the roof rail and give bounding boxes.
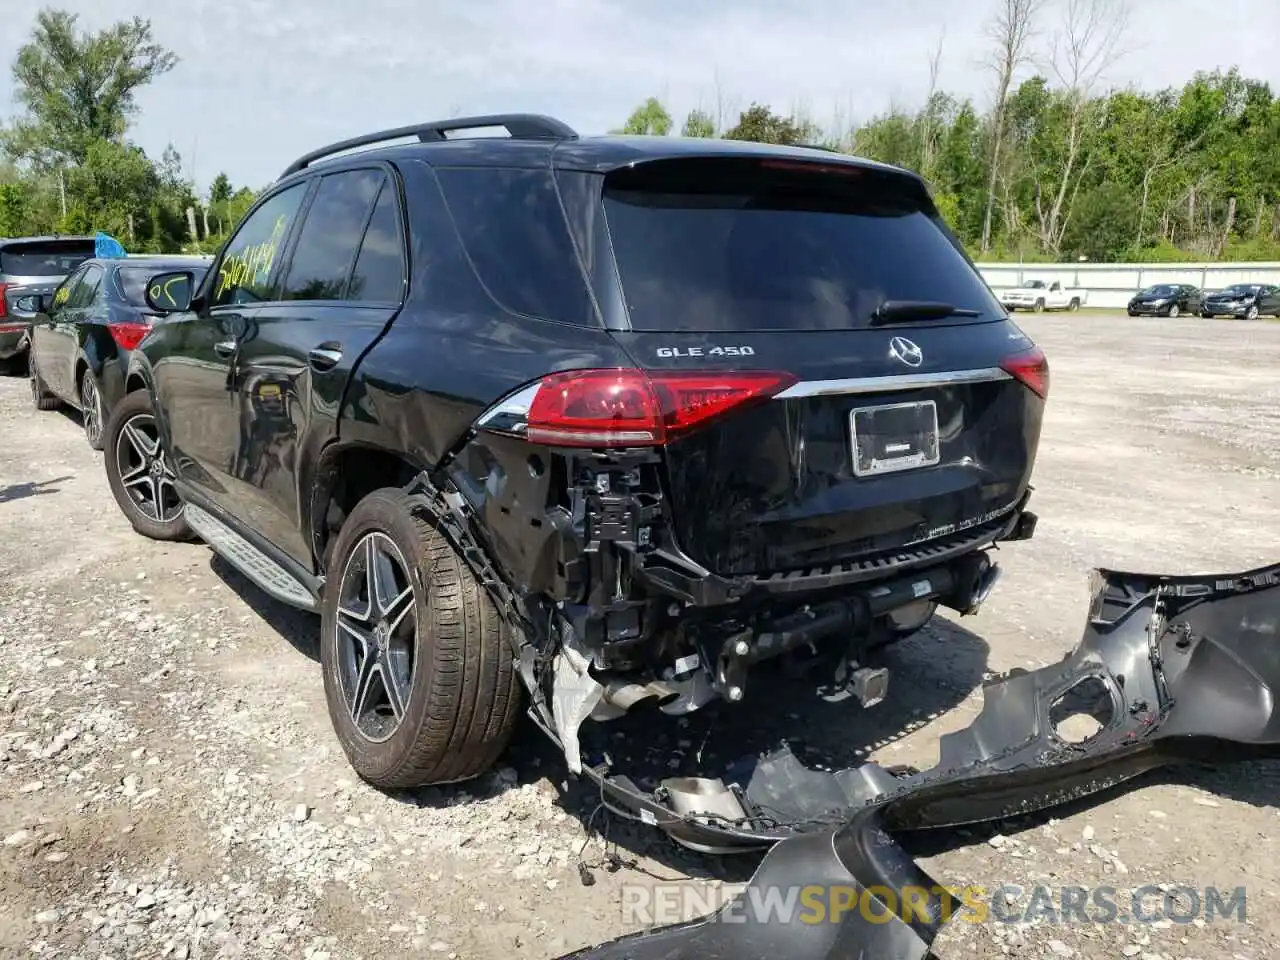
[794,142,839,153]
[280,114,579,177]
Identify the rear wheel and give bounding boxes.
[1068,298,1080,312]
[1201,311,1212,318]
[29,363,59,410]
[103,390,192,541]
[80,369,105,450]
[1033,299,1045,313]
[320,488,522,789]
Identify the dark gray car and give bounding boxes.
[0,236,98,371]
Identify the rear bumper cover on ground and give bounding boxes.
[563,559,1280,960]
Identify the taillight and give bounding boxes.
[522,368,797,447]
[0,283,8,319]
[1001,345,1049,399]
[108,321,151,351]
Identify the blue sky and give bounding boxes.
[2,0,1277,194]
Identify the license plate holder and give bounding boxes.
[850,400,940,477]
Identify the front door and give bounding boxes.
[152,182,311,516]
[231,166,407,567]
[32,265,85,397]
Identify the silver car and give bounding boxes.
[0,236,97,371]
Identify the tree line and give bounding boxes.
[618,0,1280,263]
[3,3,1279,263]
[0,9,256,253]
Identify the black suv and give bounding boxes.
[104,115,1046,844]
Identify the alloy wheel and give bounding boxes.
[334,532,418,743]
[81,375,103,447]
[114,413,183,523]
[1169,304,1180,318]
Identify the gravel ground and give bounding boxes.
[1,312,1278,960]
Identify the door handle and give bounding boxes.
[308,345,343,371]
[214,339,237,358]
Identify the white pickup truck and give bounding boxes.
[998,279,1087,312]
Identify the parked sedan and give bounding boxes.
[1199,283,1280,320]
[23,255,212,449]
[0,235,98,373]
[1126,283,1202,318]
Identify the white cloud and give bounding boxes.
[1,0,1276,191]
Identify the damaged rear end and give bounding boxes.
[562,560,1280,960]
[441,150,1047,848]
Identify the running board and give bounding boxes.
[184,503,318,611]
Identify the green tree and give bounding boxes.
[3,8,178,168]
[681,109,716,139]
[616,97,673,136]
[723,104,805,145]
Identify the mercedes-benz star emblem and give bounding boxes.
[888,336,924,368]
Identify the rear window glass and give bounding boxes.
[117,265,209,308]
[0,241,95,277]
[602,159,1001,332]
[433,167,594,325]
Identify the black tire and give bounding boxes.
[1033,299,1045,313]
[1068,298,1080,312]
[1246,305,1258,321]
[80,368,106,451]
[103,390,192,541]
[29,363,59,410]
[320,488,522,789]
[1167,303,1180,319]
[1201,311,1212,319]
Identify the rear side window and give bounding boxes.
[282,169,385,301]
[602,158,1002,332]
[348,182,406,302]
[434,167,593,325]
[68,264,104,308]
[117,266,209,308]
[0,241,95,277]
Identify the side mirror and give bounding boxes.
[13,293,46,314]
[145,271,196,313]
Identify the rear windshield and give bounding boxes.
[603,159,1001,332]
[0,241,95,277]
[116,265,209,308]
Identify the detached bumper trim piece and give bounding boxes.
[563,560,1280,960]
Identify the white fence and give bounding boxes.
[976,261,1280,309]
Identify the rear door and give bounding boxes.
[231,165,406,567]
[51,263,104,398]
[594,156,1047,576]
[30,266,84,388]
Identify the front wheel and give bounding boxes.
[1033,299,1045,313]
[1201,311,1212,318]
[103,390,192,541]
[1168,304,1180,318]
[320,488,522,789]
[1246,305,1259,321]
[1068,298,1080,312]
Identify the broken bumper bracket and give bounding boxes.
[562,559,1280,960]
